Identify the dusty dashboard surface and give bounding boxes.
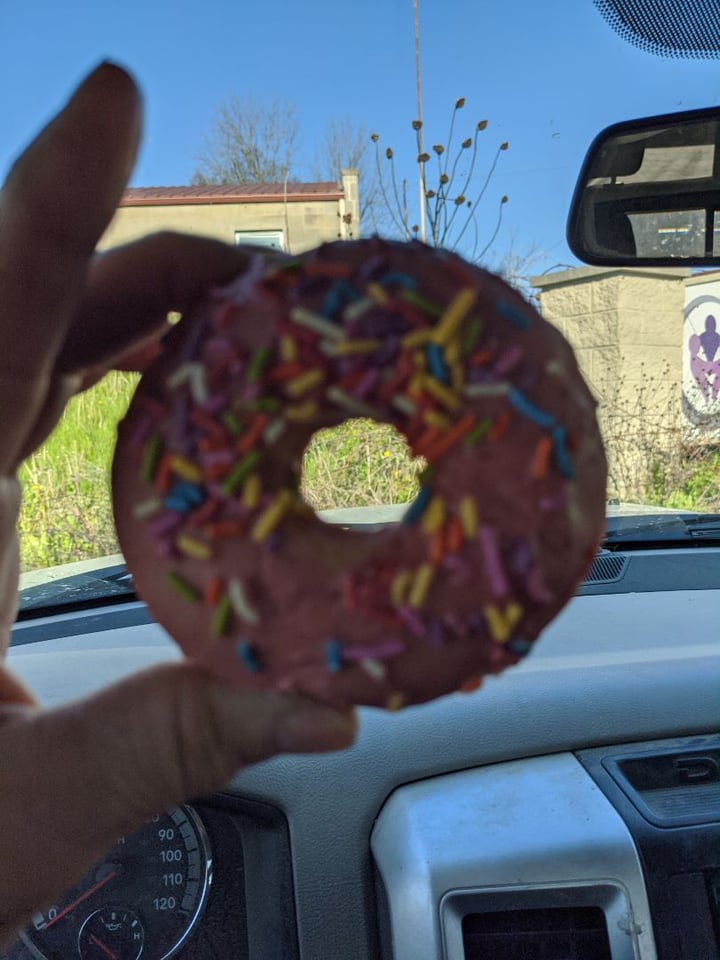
[6,508,720,960]
[5,562,720,960]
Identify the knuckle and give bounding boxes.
[131,668,235,807]
[168,675,232,798]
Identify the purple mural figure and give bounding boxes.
[699,315,720,362]
[689,334,711,399]
[690,318,720,401]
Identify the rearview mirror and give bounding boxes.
[567,107,720,267]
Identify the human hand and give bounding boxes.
[0,63,356,945]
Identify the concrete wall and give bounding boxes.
[533,266,691,500]
[534,266,687,403]
[101,197,343,254]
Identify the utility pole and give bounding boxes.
[413,0,427,243]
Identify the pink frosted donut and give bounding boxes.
[112,239,606,708]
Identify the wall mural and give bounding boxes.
[682,282,720,437]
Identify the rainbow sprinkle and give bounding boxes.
[228,579,260,625]
[165,571,200,603]
[325,639,343,673]
[236,641,261,673]
[211,594,233,637]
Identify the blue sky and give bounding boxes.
[3,0,720,272]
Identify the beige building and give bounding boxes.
[532,265,720,501]
[533,265,687,407]
[100,169,360,254]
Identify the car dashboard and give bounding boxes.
[4,536,720,960]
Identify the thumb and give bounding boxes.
[0,663,356,938]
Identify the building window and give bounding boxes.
[234,230,285,251]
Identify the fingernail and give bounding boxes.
[66,62,141,184]
[276,706,357,754]
[73,60,139,102]
[98,58,130,71]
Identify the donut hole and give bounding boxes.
[301,418,423,516]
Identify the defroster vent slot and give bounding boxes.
[584,551,629,584]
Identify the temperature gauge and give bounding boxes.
[78,908,144,960]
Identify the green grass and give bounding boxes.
[19,370,720,574]
[18,373,137,572]
[17,381,421,572]
[644,447,720,513]
[18,366,720,574]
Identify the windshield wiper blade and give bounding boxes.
[17,564,136,617]
[682,515,720,534]
[604,512,720,545]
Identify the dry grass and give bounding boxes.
[301,419,421,510]
[598,363,720,512]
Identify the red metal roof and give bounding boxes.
[121,183,342,206]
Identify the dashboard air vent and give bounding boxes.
[462,905,612,959]
[583,551,629,584]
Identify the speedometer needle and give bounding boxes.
[42,870,118,929]
[90,933,118,960]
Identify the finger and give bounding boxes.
[57,233,267,373]
[0,62,140,376]
[0,663,356,939]
[20,237,281,463]
[0,665,37,706]
[13,373,83,469]
[112,336,165,372]
[0,478,22,650]
[18,236,268,463]
[0,63,140,471]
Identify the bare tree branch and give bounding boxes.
[313,118,387,233]
[489,236,547,302]
[192,94,300,185]
[372,140,408,237]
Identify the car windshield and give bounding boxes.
[2,0,719,604]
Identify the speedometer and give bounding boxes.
[22,806,211,960]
